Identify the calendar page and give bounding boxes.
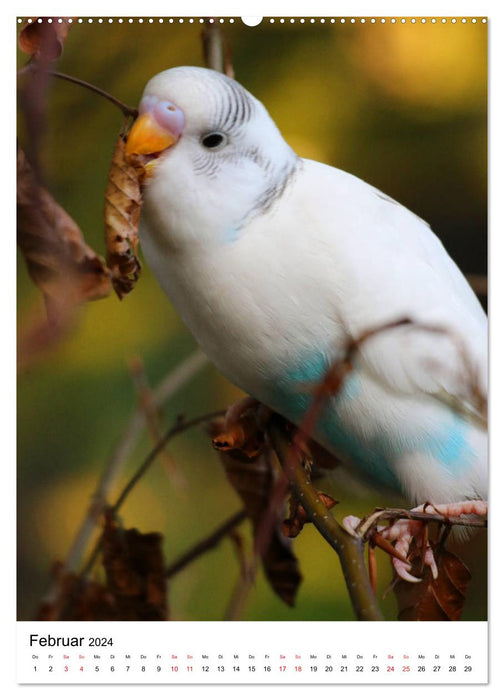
[15,4,489,688]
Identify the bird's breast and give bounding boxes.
[139,217,347,398]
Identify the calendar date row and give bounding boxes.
[33,663,474,674]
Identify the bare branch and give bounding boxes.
[19,63,138,118]
[165,510,247,579]
[55,350,208,578]
[267,416,383,621]
[202,19,225,73]
[202,18,234,77]
[79,409,225,578]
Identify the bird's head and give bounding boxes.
[125,66,298,249]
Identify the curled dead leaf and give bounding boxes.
[210,415,302,606]
[394,546,471,621]
[37,513,169,621]
[283,492,338,538]
[104,134,143,299]
[17,146,111,319]
[19,18,72,60]
[101,511,168,621]
[212,412,265,459]
[37,568,116,621]
[262,532,302,608]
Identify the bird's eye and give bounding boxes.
[201,132,226,149]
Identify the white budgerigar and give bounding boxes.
[125,67,487,555]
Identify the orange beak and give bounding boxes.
[125,112,178,157]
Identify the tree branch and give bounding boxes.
[79,408,226,577]
[19,63,138,118]
[165,510,247,579]
[60,349,208,576]
[267,416,383,621]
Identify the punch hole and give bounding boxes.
[241,17,263,27]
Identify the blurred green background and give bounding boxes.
[17,17,487,621]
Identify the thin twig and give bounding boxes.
[51,69,138,117]
[129,356,185,489]
[57,349,208,576]
[267,416,383,621]
[296,317,487,446]
[113,410,225,512]
[354,507,487,538]
[165,510,247,579]
[18,63,138,118]
[80,409,226,577]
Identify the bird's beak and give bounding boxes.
[125,112,179,158]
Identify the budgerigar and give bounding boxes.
[124,67,487,578]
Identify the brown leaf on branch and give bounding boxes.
[394,546,471,621]
[261,531,302,607]
[210,415,268,522]
[211,416,302,606]
[17,146,111,320]
[19,18,72,61]
[104,134,143,299]
[37,513,169,621]
[212,412,264,459]
[101,511,168,621]
[282,492,338,538]
[37,566,116,621]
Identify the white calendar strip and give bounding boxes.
[17,621,487,684]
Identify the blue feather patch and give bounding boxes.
[268,351,475,493]
[269,351,402,491]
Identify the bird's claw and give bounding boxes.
[344,500,487,585]
[380,519,433,583]
[342,514,361,537]
[382,500,487,583]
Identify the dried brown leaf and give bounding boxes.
[37,570,116,621]
[104,135,143,299]
[282,492,338,538]
[210,417,302,606]
[101,512,168,621]
[19,18,71,60]
[36,515,169,621]
[213,412,265,459]
[395,546,471,621]
[17,146,111,319]
[210,417,271,523]
[262,531,302,607]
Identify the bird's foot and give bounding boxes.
[343,500,487,584]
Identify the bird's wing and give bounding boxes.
[283,159,487,414]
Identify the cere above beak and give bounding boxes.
[125,96,185,158]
